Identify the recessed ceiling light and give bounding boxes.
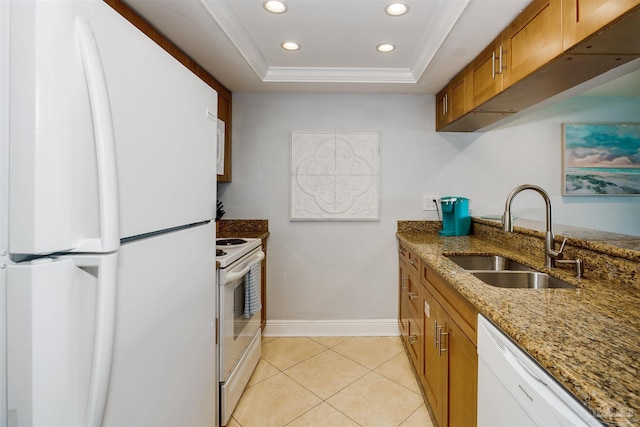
[385,3,409,16]
[281,41,300,51]
[264,0,287,14]
[376,43,395,53]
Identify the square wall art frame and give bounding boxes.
[290,130,380,221]
[562,123,640,196]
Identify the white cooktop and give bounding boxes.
[216,238,261,268]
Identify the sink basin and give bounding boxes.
[471,271,576,289]
[446,255,532,271]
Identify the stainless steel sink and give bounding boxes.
[446,255,533,271]
[471,271,576,289]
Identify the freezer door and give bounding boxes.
[7,222,217,427]
[103,222,217,427]
[9,1,217,255]
[7,253,118,427]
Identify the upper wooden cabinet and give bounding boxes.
[435,0,640,132]
[501,0,563,89]
[436,66,472,129]
[563,0,640,52]
[435,88,450,131]
[448,69,472,121]
[471,37,504,110]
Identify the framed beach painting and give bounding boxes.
[562,123,640,196]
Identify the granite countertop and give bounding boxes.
[216,219,270,241]
[397,223,639,427]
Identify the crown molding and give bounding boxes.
[264,67,417,84]
[410,0,470,79]
[200,0,270,78]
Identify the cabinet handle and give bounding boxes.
[496,45,505,75]
[401,275,407,291]
[409,258,416,266]
[409,335,418,345]
[491,50,496,79]
[439,328,449,356]
[409,292,418,300]
[399,247,406,256]
[434,321,439,348]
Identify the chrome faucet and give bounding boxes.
[502,184,562,269]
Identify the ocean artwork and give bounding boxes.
[562,123,640,196]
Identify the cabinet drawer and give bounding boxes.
[399,243,420,274]
[406,315,422,369]
[407,276,422,316]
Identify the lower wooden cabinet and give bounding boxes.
[398,243,423,366]
[446,315,477,427]
[422,284,477,427]
[422,288,448,427]
[397,241,478,427]
[421,264,478,427]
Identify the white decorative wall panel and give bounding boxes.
[291,131,380,220]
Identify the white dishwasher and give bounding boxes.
[477,314,604,427]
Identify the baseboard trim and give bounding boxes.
[263,319,400,337]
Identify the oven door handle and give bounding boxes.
[224,251,265,283]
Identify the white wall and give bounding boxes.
[218,92,640,331]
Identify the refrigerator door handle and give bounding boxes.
[75,16,120,253]
[70,253,119,427]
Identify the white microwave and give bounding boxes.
[217,118,225,175]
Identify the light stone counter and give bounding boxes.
[397,219,639,427]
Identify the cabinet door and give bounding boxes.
[436,67,470,130]
[563,0,640,50]
[422,289,448,427]
[446,315,478,427]
[502,0,563,88]
[406,311,423,370]
[435,88,450,131]
[470,36,503,110]
[449,67,471,122]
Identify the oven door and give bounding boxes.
[219,248,264,381]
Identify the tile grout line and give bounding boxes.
[231,336,425,427]
[277,344,372,427]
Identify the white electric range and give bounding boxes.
[215,237,264,426]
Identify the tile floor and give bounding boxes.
[226,336,435,427]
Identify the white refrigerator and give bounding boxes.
[1,1,219,426]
